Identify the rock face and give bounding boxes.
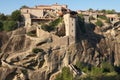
[0,67,16,80]
[0,26,120,80]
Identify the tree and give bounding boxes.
[20,5,29,9]
[111,9,116,14]
[6,15,12,20]
[89,8,93,12]
[100,9,116,14]
[0,21,3,31]
[0,13,7,21]
[3,21,17,31]
[106,9,116,14]
[11,10,22,21]
[101,9,106,14]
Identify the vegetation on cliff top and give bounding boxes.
[41,17,63,32]
[3,21,17,31]
[98,15,111,23]
[0,10,22,31]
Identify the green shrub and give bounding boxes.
[27,30,36,37]
[91,66,103,75]
[80,73,120,80]
[101,62,114,73]
[55,73,62,80]
[55,67,73,80]
[32,48,44,53]
[76,61,84,70]
[62,67,73,80]
[98,15,110,23]
[75,61,120,80]
[0,13,7,21]
[49,17,63,27]
[3,20,17,31]
[95,19,103,27]
[98,15,107,20]
[41,24,54,32]
[78,14,84,19]
[41,18,63,32]
[75,61,90,74]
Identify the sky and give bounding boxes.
[0,0,120,15]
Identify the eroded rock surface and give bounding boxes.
[0,26,120,80]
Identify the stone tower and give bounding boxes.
[63,14,78,45]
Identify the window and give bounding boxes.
[27,10,28,13]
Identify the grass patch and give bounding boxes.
[98,15,110,23]
[98,15,107,20]
[95,19,104,27]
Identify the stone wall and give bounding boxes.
[106,14,119,22]
[63,14,77,44]
[30,9,44,18]
[21,4,69,27]
[36,28,69,46]
[21,8,44,18]
[22,14,31,27]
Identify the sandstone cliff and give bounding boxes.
[0,25,120,80]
